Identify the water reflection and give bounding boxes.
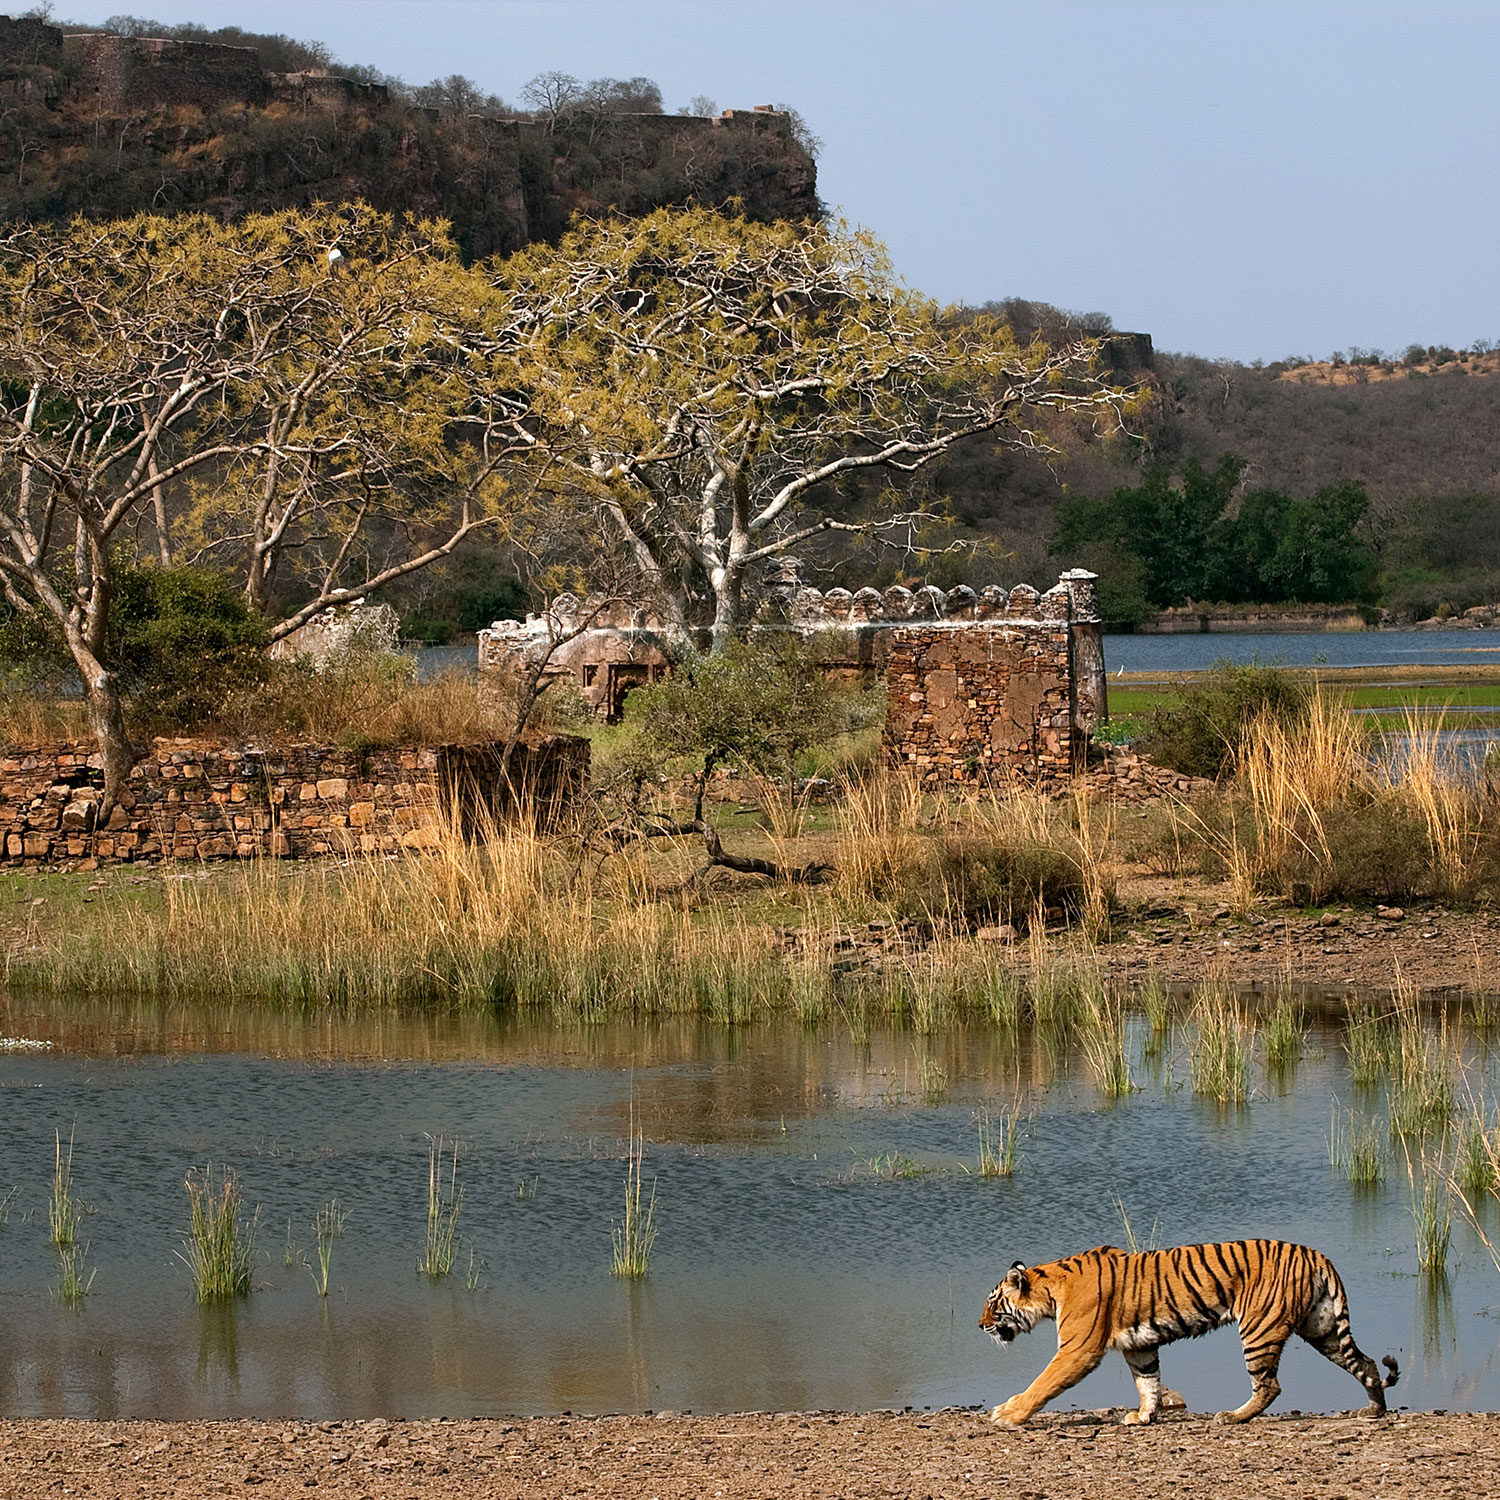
[196,1303,241,1397]
[1416,1276,1456,1373]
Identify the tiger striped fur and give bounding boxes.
[980,1239,1399,1427]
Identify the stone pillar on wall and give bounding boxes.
[1061,569,1107,749]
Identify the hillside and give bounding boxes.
[0,16,818,258]
[2,14,1493,624]
[875,320,1500,620]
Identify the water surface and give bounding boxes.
[1,994,1497,1421]
[1106,629,1500,674]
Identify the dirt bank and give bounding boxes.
[1094,882,1499,995]
[1,1408,1495,1499]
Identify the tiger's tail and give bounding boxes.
[1315,1254,1398,1405]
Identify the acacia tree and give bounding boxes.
[181,210,529,642]
[491,206,1133,647]
[0,208,523,809]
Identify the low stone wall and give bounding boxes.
[0,736,587,867]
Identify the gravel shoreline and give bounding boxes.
[2,1408,1496,1499]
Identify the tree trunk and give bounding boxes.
[709,568,745,652]
[83,664,138,819]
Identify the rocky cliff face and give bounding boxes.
[0,18,819,255]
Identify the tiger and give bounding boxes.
[979,1239,1399,1427]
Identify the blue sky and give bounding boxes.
[51,1,1500,362]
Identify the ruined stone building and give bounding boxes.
[479,568,1108,784]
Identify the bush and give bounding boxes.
[111,567,271,727]
[925,834,1091,926]
[624,635,878,784]
[1137,661,1310,779]
[839,785,1103,929]
[0,564,270,731]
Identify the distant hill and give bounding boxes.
[0,15,818,258]
[831,311,1500,619]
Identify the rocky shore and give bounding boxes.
[1,1408,1494,1498]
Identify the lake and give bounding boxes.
[1105,629,1500,674]
[1,991,1496,1421]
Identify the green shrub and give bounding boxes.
[112,566,271,726]
[624,635,876,784]
[0,564,270,730]
[1137,661,1310,779]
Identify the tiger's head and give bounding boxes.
[980,1261,1052,1344]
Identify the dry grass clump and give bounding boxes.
[0,677,91,743]
[1165,694,1500,906]
[221,660,530,748]
[837,773,1115,935]
[1189,978,1253,1105]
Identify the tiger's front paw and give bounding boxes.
[1160,1389,1187,1410]
[989,1402,1027,1428]
[1121,1410,1152,1426]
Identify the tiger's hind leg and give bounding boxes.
[1299,1299,1399,1417]
[1218,1321,1290,1424]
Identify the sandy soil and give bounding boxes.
[2,1408,1496,1499]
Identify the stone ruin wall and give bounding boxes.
[0,736,587,867]
[479,570,1108,783]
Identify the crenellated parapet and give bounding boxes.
[478,568,1108,761]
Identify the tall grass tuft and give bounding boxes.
[419,1135,464,1279]
[1411,1169,1452,1279]
[1448,1113,1500,1276]
[834,769,929,901]
[48,1126,89,1248]
[1263,991,1304,1076]
[1112,1194,1162,1253]
[611,1112,658,1279]
[1189,980,1252,1106]
[1138,971,1170,1035]
[1344,999,1398,1087]
[181,1165,258,1302]
[975,1103,1025,1177]
[1387,973,1455,1140]
[1456,1107,1498,1199]
[55,1241,95,1306]
[1328,1105,1385,1185]
[1394,706,1487,900]
[310,1199,347,1298]
[917,1051,948,1103]
[1235,695,1368,900]
[1077,983,1132,1098]
[1467,941,1498,1031]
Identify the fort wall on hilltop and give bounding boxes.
[1,18,801,136]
